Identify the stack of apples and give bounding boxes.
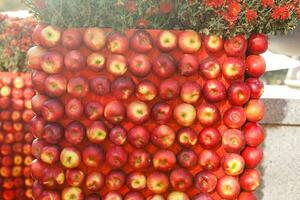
[27,24,267,200]
[0,74,35,200]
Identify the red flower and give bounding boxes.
[136,18,150,28]
[204,0,224,8]
[160,1,173,14]
[125,0,137,12]
[271,6,290,20]
[261,0,274,7]
[246,9,258,22]
[224,2,241,25]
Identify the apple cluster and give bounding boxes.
[0,75,35,200]
[28,24,267,200]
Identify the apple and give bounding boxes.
[67,77,89,98]
[198,127,222,149]
[111,76,135,100]
[0,97,11,109]
[127,100,150,124]
[106,146,128,169]
[62,187,84,200]
[27,46,46,70]
[43,123,64,144]
[44,74,67,97]
[245,78,264,99]
[65,121,85,145]
[127,172,147,190]
[222,129,245,153]
[23,87,35,99]
[40,25,61,47]
[1,144,12,156]
[173,103,196,127]
[39,191,60,200]
[178,30,201,53]
[228,82,251,106]
[82,144,104,168]
[12,98,25,110]
[85,101,104,120]
[42,166,65,188]
[193,194,213,200]
[40,145,60,164]
[65,98,84,120]
[32,23,46,45]
[129,54,152,77]
[222,57,245,80]
[104,192,122,200]
[85,172,104,191]
[204,34,223,52]
[167,191,189,200]
[87,121,107,143]
[64,50,86,71]
[104,100,125,124]
[243,122,265,147]
[136,80,157,101]
[128,126,150,148]
[0,166,11,178]
[106,170,126,191]
[199,58,221,80]
[197,103,221,127]
[31,70,47,93]
[170,168,193,191]
[179,54,199,76]
[177,128,198,148]
[147,195,165,200]
[194,171,217,193]
[224,35,247,57]
[87,52,106,72]
[244,100,265,122]
[238,192,257,200]
[109,126,127,145]
[41,99,64,122]
[157,30,177,51]
[0,86,11,97]
[202,79,226,102]
[83,27,106,51]
[60,147,81,169]
[128,149,151,170]
[198,150,220,171]
[159,78,180,100]
[216,176,240,199]
[248,34,268,55]
[147,172,169,194]
[125,192,144,200]
[152,101,172,124]
[107,32,129,54]
[246,55,266,77]
[151,124,175,149]
[30,116,46,138]
[180,81,201,104]
[66,169,85,187]
[2,156,13,166]
[62,28,82,49]
[152,54,177,78]
[41,51,64,74]
[240,169,261,192]
[222,153,245,176]
[107,55,128,76]
[12,88,24,99]
[223,106,247,129]
[130,30,153,53]
[90,76,110,96]
[153,150,176,171]
[32,180,43,199]
[241,147,263,168]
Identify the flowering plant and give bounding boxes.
[24,0,300,37]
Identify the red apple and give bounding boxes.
[178,30,201,53]
[87,121,107,143]
[107,54,128,76]
[224,35,247,57]
[32,180,43,199]
[153,150,176,171]
[147,195,165,200]
[44,74,67,97]
[87,52,106,71]
[202,79,226,102]
[152,54,177,78]
[39,191,60,200]
[222,129,245,153]
[65,121,85,145]
[41,51,64,74]
[109,126,127,145]
[62,187,84,200]
[60,147,81,169]
[67,77,89,98]
[222,57,245,80]
[198,150,220,171]
[32,24,46,45]
[179,54,199,76]
[30,116,46,139]
[223,106,247,129]
[65,98,84,120]
[85,101,104,121]
[106,146,128,169]
[128,149,151,170]
[106,170,126,191]
[216,176,240,199]
[40,145,60,164]
[248,34,268,55]
[32,138,47,159]
[31,159,47,180]
[83,27,106,51]
[246,55,266,77]
[82,145,104,168]
[151,124,175,149]
[107,32,129,54]
[157,30,177,52]
[27,46,46,70]
[244,100,265,122]
[40,25,61,48]
[85,172,104,191]
[193,194,213,200]
[43,123,64,144]
[89,76,110,96]
[23,87,35,99]
[167,192,189,200]
[0,85,11,97]
[104,100,125,124]
[129,54,151,77]
[111,76,135,100]
[62,28,82,49]
[222,153,245,176]
[127,100,150,124]
[204,34,223,52]
[42,166,65,188]
[173,103,196,127]
[125,192,144,200]
[104,192,122,200]
[147,172,169,194]
[194,171,217,193]
[197,103,221,127]
[180,81,201,104]
[136,80,157,101]
[159,78,180,100]
[177,128,198,148]
[86,195,101,200]
[130,30,153,53]
[64,50,86,71]
[0,97,11,109]
[228,82,251,106]
[243,122,265,147]
[151,101,172,124]
[245,78,264,99]
[241,147,263,168]
[170,168,193,191]
[239,169,261,192]
[198,127,222,149]
[66,169,85,187]
[128,126,150,148]
[199,58,221,80]
[126,172,147,190]
[238,192,257,200]
[41,99,64,122]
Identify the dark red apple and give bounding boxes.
[85,101,104,121]
[65,121,86,145]
[87,121,107,144]
[129,54,152,77]
[89,76,110,96]
[104,192,122,200]
[64,50,86,71]
[202,79,226,102]
[152,54,177,78]
[107,32,129,54]
[67,77,89,98]
[32,138,47,159]
[151,124,175,149]
[197,103,221,127]
[224,35,247,57]
[128,126,150,148]
[82,145,104,168]
[223,106,247,129]
[199,58,221,80]
[159,78,180,100]
[198,150,220,171]
[65,98,84,120]
[41,99,64,122]
[156,30,177,52]
[178,30,201,53]
[111,76,135,100]
[106,146,128,169]
[241,147,263,168]
[136,80,157,101]
[204,34,223,52]
[42,166,65,188]
[147,195,164,200]
[194,171,218,193]
[180,81,201,104]
[41,51,64,74]
[104,100,125,124]
[106,170,126,191]
[126,172,147,190]
[87,52,106,72]
[228,82,251,106]
[30,115,46,139]
[193,193,213,200]
[177,128,198,148]
[243,122,265,147]
[126,100,150,124]
[62,28,82,49]
[170,168,193,191]
[222,129,245,153]
[222,57,245,80]
[109,126,127,145]
[106,54,128,76]
[128,149,151,170]
[177,149,198,168]
[151,101,172,124]
[125,192,144,200]
[216,176,240,199]
[85,172,104,191]
[31,70,47,93]
[245,78,264,99]
[130,30,153,53]
[198,127,222,149]
[248,34,268,55]
[83,27,106,51]
[147,172,169,194]
[153,150,176,171]
[239,169,261,192]
[43,123,64,144]
[39,190,60,200]
[66,169,85,187]
[245,55,266,78]
[179,54,199,76]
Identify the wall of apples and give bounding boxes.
[0,74,35,200]
[28,25,267,200]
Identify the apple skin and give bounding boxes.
[159,78,180,100]
[194,171,218,193]
[224,35,247,57]
[43,123,64,144]
[198,150,220,171]
[0,97,11,109]
[198,127,222,149]
[147,172,169,194]
[179,54,199,76]
[156,30,177,52]
[86,195,101,200]
[178,30,202,53]
[62,187,84,200]
[40,25,62,48]
[173,103,197,127]
[128,126,150,148]
[197,103,221,127]
[32,180,43,199]
[40,145,60,164]
[84,101,104,121]
[23,87,35,99]
[62,28,82,49]
[67,77,89,98]
[170,168,193,191]
[136,80,157,101]
[239,169,261,192]
[202,79,226,102]
[177,128,198,148]
[65,98,84,120]
[106,146,128,169]
[128,149,151,170]
[126,100,150,124]
[85,172,104,191]
[104,192,123,200]
[60,147,82,169]
[111,76,135,100]
[130,30,153,53]
[83,27,106,51]
[243,122,265,147]
[248,34,268,55]
[180,81,201,104]
[147,195,165,200]
[228,82,251,106]
[31,70,48,94]
[66,169,85,187]
[246,55,266,78]
[42,166,65,189]
[64,50,86,71]
[223,106,247,129]
[125,192,144,200]
[153,150,176,171]
[245,78,264,99]
[244,99,265,122]
[241,147,263,168]
[104,100,125,124]
[32,24,47,45]
[222,153,245,176]
[193,193,213,200]
[222,129,245,153]
[27,46,46,70]
[238,192,257,200]
[107,32,129,54]
[126,172,147,190]
[216,176,241,199]
[222,57,245,80]
[41,51,64,74]
[87,52,106,72]
[89,76,111,96]
[87,121,107,144]
[204,34,223,52]
[109,126,127,145]
[31,159,47,180]
[199,58,221,80]
[152,54,177,78]
[30,116,46,139]
[38,190,61,200]
[106,54,128,76]
[65,121,86,145]
[167,191,189,200]
[151,124,175,149]
[106,170,126,191]
[41,99,64,122]
[151,101,172,124]
[129,54,152,77]
[82,144,104,168]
